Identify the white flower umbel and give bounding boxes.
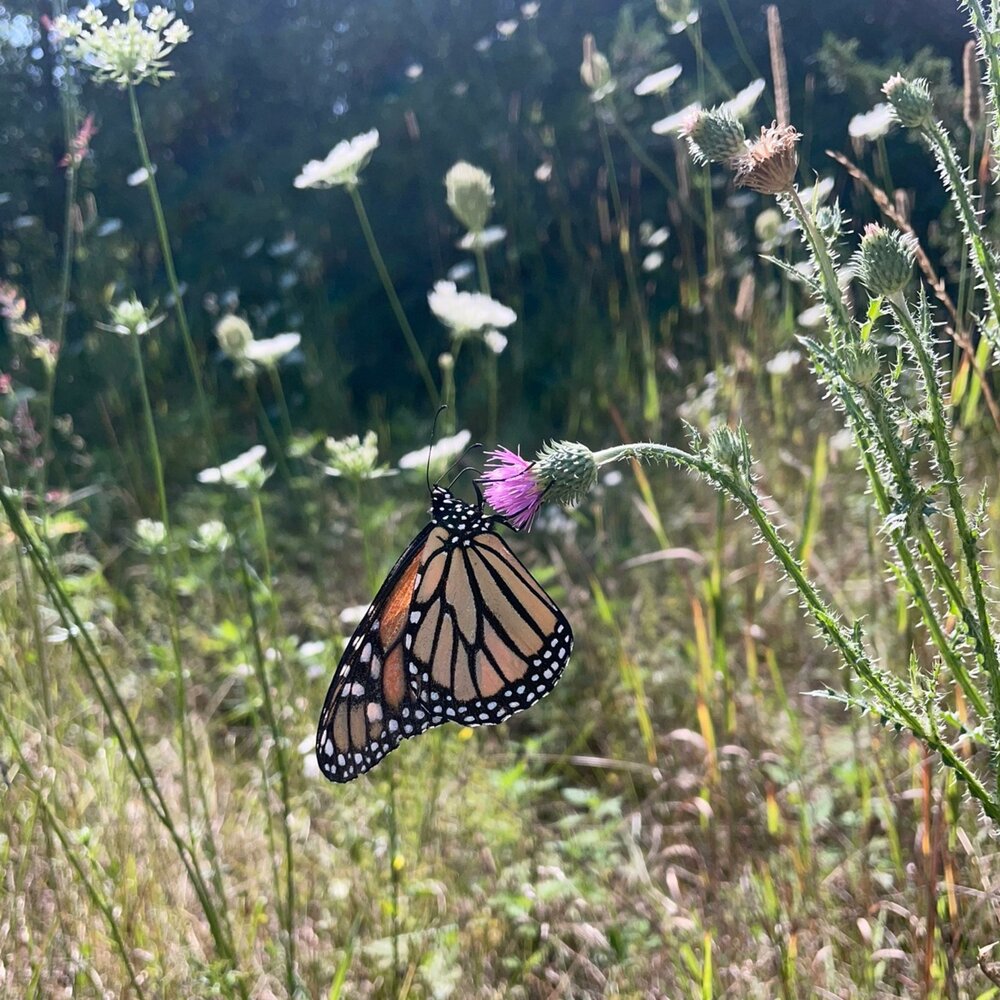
[848,104,895,142]
[398,429,472,471]
[457,226,507,250]
[718,79,766,120]
[484,329,508,355]
[652,101,702,135]
[243,332,301,367]
[634,64,682,96]
[324,430,393,479]
[52,2,192,88]
[99,296,165,336]
[427,280,516,338]
[197,445,271,490]
[293,130,380,189]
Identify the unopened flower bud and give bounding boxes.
[883,74,934,129]
[856,224,916,296]
[215,315,253,358]
[533,440,598,506]
[706,426,752,479]
[445,161,494,233]
[682,110,746,164]
[843,342,881,388]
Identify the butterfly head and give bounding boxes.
[429,484,494,535]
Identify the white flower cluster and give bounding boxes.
[53,1,192,89]
[294,130,380,189]
[214,315,300,379]
[197,445,271,490]
[427,281,516,341]
[324,430,392,480]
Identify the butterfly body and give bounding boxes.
[316,485,572,783]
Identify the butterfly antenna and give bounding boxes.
[426,404,449,495]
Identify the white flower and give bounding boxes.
[405,62,423,80]
[534,161,553,182]
[197,445,271,489]
[484,329,508,354]
[427,281,516,337]
[324,431,392,479]
[243,332,301,367]
[126,165,155,186]
[134,517,167,550]
[642,251,665,271]
[652,101,702,135]
[796,304,825,329]
[446,260,476,282]
[293,130,380,189]
[718,79,766,120]
[634,64,682,96]
[798,176,835,207]
[53,3,192,88]
[339,604,368,626]
[521,2,541,18]
[191,519,230,552]
[99,296,164,336]
[848,104,895,142]
[765,349,801,376]
[457,226,507,250]
[398,429,472,471]
[496,19,519,37]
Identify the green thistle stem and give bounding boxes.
[594,441,1000,821]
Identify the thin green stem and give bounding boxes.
[347,184,439,407]
[596,115,659,426]
[128,328,194,822]
[249,492,298,997]
[249,376,293,487]
[472,245,498,440]
[127,84,214,453]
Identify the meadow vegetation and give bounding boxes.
[2,0,1000,996]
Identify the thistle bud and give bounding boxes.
[843,342,881,389]
[882,74,934,130]
[533,440,598,506]
[856,224,916,297]
[733,123,801,196]
[681,110,747,164]
[215,314,253,358]
[444,161,494,233]
[580,34,612,96]
[706,426,752,480]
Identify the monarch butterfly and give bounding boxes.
[316,483,573,782]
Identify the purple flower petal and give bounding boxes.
[481,446,544,530]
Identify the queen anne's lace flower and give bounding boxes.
[293,131,380,189]
[197,446,271,489]
[52,2,192,88]
[242,332,301,366]
[427,281,516,338]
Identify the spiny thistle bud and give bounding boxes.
[580,34,613,97]
[842,342,882,388]
[681,110,747,164]
[882,74,934,130]
[856,223,916,297]
[534,441,599,505]
[733,122,801,196]
[445,161,494,233]
[215,314,253,358]
[706,426,753,480]
[963,41,983,129]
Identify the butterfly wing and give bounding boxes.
[316,490,573,783]
[315,524,440,783]
[407,528,573,727]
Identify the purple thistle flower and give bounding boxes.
[481,447,545,530]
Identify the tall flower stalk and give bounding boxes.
[295,131,439,407]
